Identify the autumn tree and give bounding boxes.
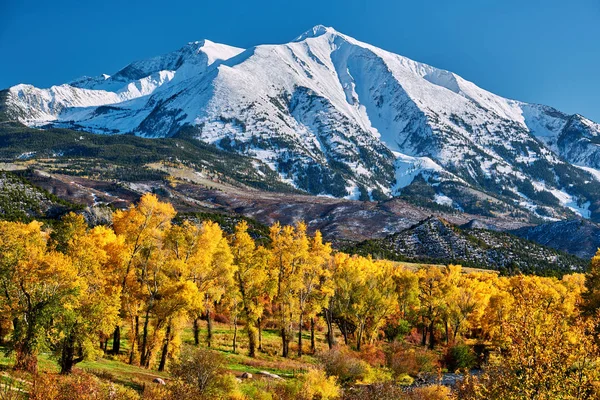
[329,253,364,346]
[111,193,176,356]
[351,259,397,350]
[416,266,453,349]
[230,221,272,357]
[269,222,309,357]
[460,275,600,399]
[297,230,333,356]
[0,221,80,372]
[165,220,234,348]
[51,214,122,374]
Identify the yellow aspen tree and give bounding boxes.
[460,275,600,399]
[0,221,80,373]
[297,230,333,356]
[111,193,176,356]
[230,221,272,357]
[416,266,451,349]
[269,222,309,357]
[51,214,122,374]
[352,259,398,350]
[329,252,364,346]
[166,220,234,348]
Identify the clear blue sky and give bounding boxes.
[1,0,599,121]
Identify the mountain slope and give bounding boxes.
[512,219,600,259]
[345,217,587,275]
[0,170,82,221]
[4,26,600,222]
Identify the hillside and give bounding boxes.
[345,216,586,275]
[512,218,600,259]
[0,169,82,221]
[0,122,296,193]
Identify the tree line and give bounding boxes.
[2,193,600,398]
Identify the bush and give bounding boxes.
[342,383,405,400]
[356,343,386,367]
[168,346,236,399]
[383,319,412,342]
[341,383,453,400]
[386,342,439,377]
[397,373,415,386]
[300,368,341,400]
[28,372,140,400]
[408,385,453,400]
[445,344,477,372]
[0,379,26,400]
[319,347,371,385]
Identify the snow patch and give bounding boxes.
[434,193,453,207]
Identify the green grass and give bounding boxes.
[0,320,335,395]
[180,322,323,378]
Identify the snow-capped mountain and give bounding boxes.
[4,25,600,221]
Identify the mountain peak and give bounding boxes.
[294,25,337,42]
[5,27,600,224]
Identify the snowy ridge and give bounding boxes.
[4,26,600,221]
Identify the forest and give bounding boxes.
[1,193,599,399]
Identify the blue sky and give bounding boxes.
[1,0,599,121]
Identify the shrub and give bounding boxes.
[319,347,371,385]
[213,313,230,324]
[386,342,439,377]
[397,373,415,386]
[341,383,405,400]
[408,385,453,400]
[0,379,26,400]
[356,343,386,367]
[445,344,477,372]
[383,319,411,342]
[270,379,303,400]
[300,368,341,400]
[29,372,140,400]
[168,346,236,399]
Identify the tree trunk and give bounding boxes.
[444,320,449,345]
[15,315,38,373]
[206,310,213,348]
[325,309,335,349]
[112,325,121,355]
[298,313,304,357]
[428,320,436,350]
[0,322,5,346]
[140,311,151,366]
[281,327,289,358]
[247,323,257,358]
[340,320,348,345]
[144,349,152,368]
[158,323,171,372]
[310,317,316,353]
[258,318,263,351]
[356,322,364,351]
[60,332,84,375]
[129,315,139,365]
[193,317,200,346]
[232,316,238,354]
